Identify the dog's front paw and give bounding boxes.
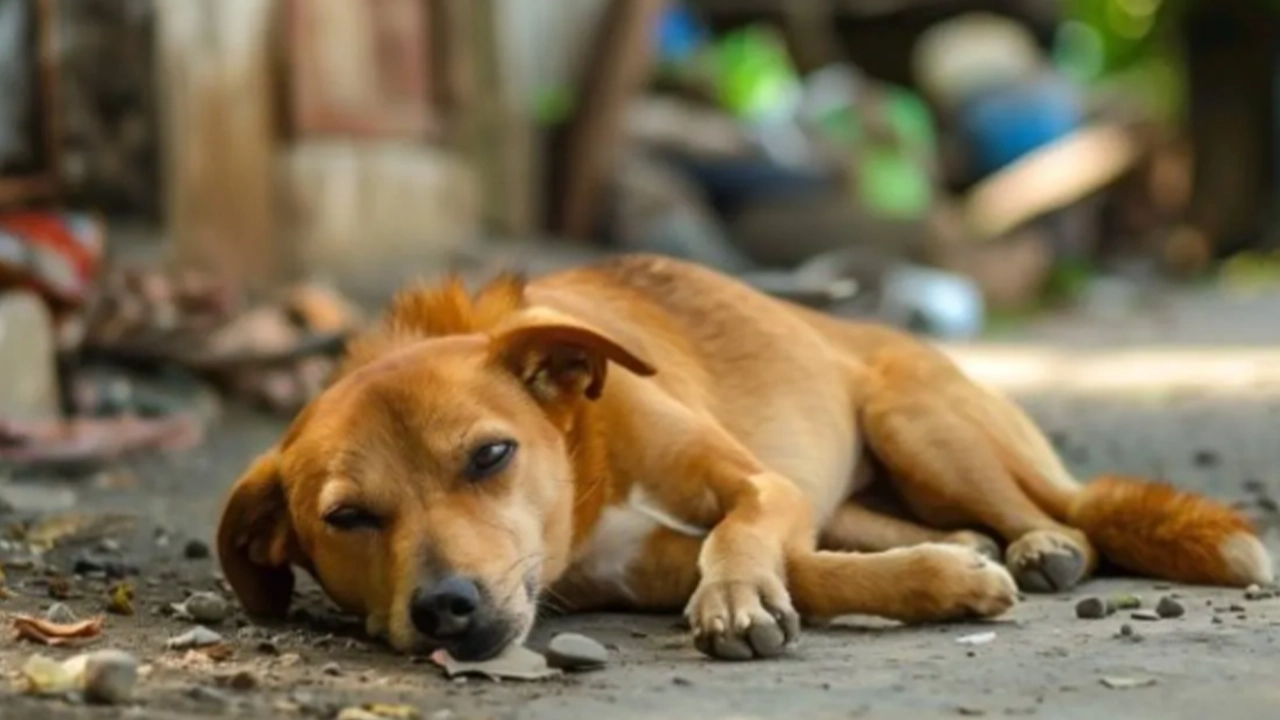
[892,544,1019,624]
[685,574,800,661]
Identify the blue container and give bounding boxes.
[959,77,1084,177]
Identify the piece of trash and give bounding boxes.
[1100,676,1158,690]
[13,614,104,646]
[171,591,230,624]
[166,626,224,650]
[955,631,997,646]
[429,646,561,681]
[106,581,134,616]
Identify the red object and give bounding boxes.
[0,211,105,308]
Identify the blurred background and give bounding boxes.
[3,0,1280,461]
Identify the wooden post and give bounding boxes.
[156,0,280,293]
[555,0,667,239]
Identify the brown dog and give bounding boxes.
[217,255,1273,661]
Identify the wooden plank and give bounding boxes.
[155,0,279,292]
[556,0,667,239]
[284,0,435,140]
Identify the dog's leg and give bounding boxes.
[786,545,1018,623]
[821,501,1000,559]
[861,392,1097,593]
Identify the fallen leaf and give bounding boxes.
[13,614,104,646]
[1100,676,1158,690]
[429,646,561,681]
[106,582,134,616]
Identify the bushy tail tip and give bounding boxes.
[1069,475,1274,587]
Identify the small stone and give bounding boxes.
[167,626,224,650]
[1114,624,1142,642]
[1212,616,1224,625]
[184,539,211,560]
[1192,449,1220,467]
[44,602,78,625]
[672,675,693,686]
[226,670,258,691]
[47,576,73,600]
[1229,603,1247,613]
[956,707,986,717]
[187,685,232,709]
[1075,597,1111,619]
[82,649,140,705]
[1244,584,1276,601]
[174,592,230,624]
[955,631,997,646]
[1130,610,1161,621]
[545,632,609,670]
[1156,596,1185,619]
[97,539,121,554]
[323,662,342,676]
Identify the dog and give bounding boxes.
[217,254,1274,662]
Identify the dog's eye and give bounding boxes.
[323,506,382,531]
[465,440,517,480]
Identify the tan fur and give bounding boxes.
[217,255,1274,661]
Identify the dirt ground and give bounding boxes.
[3,283,1280,720]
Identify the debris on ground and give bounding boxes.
[1244,584,1277,601]
[1109,594,1142,610]
[105,581,135,615]
[43,602,78,625]
[1075,597,1113,619]
[166,625,224,650]
[955,631,997,646]
[430,645,561,681]
[12,613,104,646]
[18,648,139,704]
[1100,676,1158,690]
[545,632,610,671]
[1130,610,1161,621]
[1114,624,1142,643]
[171,591,230,624]
[183,539,211,559]
[1155,596,1186,618]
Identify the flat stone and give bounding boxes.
[167,625,224,650]
[546,632,610,670]
[43,602,78,625]
[1130,610,1161,621]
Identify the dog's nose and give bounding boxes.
[410,575,481,639]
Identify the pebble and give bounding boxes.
[1130,610,1161,622]
[187,685,233,709]
[323,662,342,676]
[167,626,224,650]
[955,631,997,646]
[672,675,693,686]
[1101,676,1158,690]
[226,670,258,691]
[1244,584,1276,601]
[545,632,609,670]
[1229,603,1247,613]
[44,602,78,625]
[1156,596,1185,619]
[1074,597,1111,619]
[184,539,211,560]
[82,649,140,705]
[175,592,230,624]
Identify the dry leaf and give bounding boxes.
[106,582,134,616]
[13,614,104,646]
[429,646,560,681]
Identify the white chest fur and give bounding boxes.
[573,488,707,598]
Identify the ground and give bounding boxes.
[3,281,1280,720]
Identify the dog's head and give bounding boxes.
[216,280,654,660]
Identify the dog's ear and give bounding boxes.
[216,451,299,620]
[491,320,656,402]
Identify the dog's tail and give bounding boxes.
[1061,475,1272,587]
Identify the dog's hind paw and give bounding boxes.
[889,544,1019,624]
[686,575,800,661]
